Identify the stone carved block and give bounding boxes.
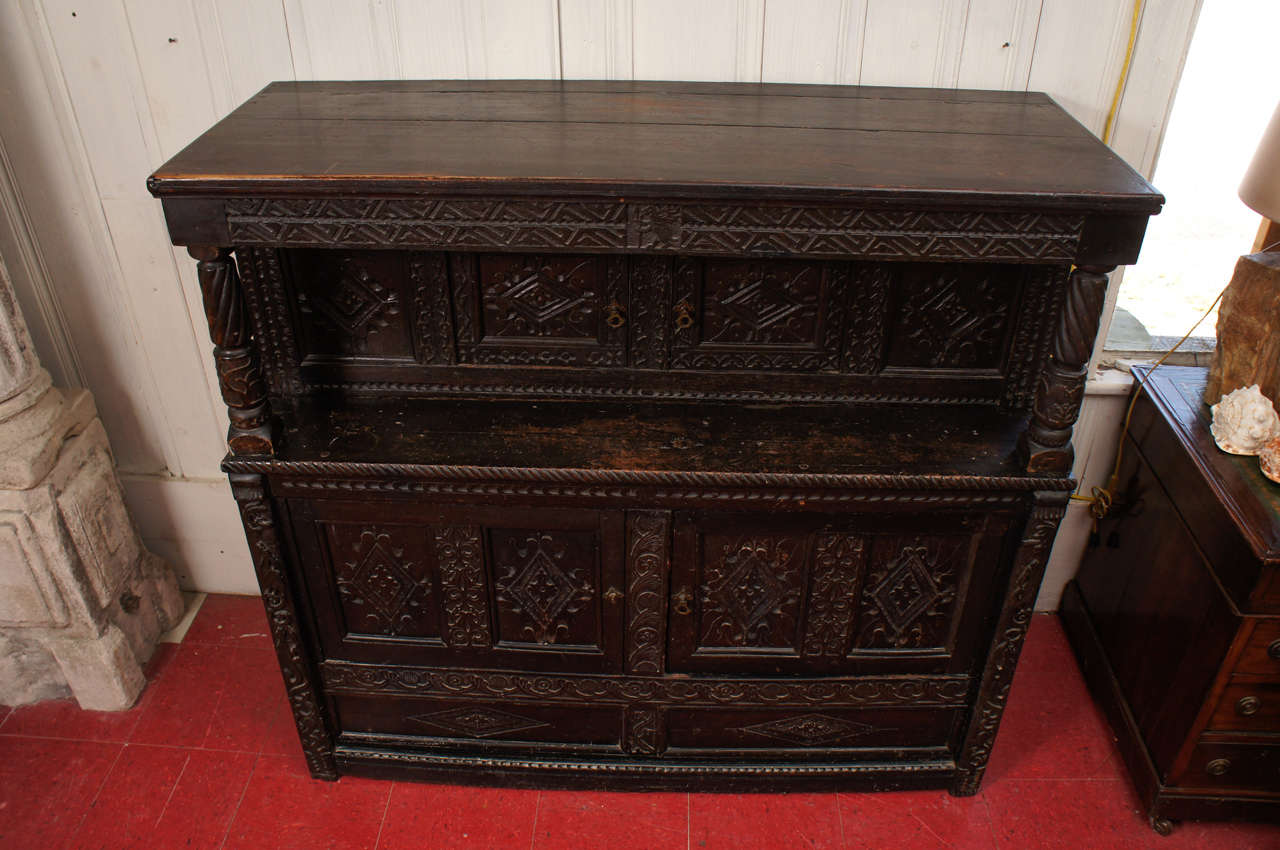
[0,258,183,711]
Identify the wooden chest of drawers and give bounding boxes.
[148,80,1160,793]
[1063,367,1280,830]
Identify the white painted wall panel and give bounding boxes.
[633,0,764,82]
[859,0,969,88]
[561,0,634,79]
[761,0,865,85]
[0,0,1203,595]
[955,0,1042,91]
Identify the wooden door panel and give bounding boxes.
[668,511,1011,675]
[286,498,625,673]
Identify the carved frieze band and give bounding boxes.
[321,661,972,707]
[952,493,1067,795]
[229,474,336,779]
[225,198,1083,262]
[433,525,491,648]
[625,511,669,674]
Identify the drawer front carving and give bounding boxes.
[670,258,847,371]
[663,706,959,758]
[335,694,624,751]
[452,253,628,366]
[287,498,625,673]
[668,511,1014,675]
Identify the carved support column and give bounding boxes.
[1020,265,1113,474]
[229,472,337,780]
[188,246,273,455]
[952,491,1068,795]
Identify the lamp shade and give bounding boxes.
[1240,103,1280,222]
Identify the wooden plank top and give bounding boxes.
[149,80,1162,212]
[1138,366,1280,564]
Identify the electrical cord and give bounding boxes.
[1071,282,1229,527]
[1102,0,1145,145]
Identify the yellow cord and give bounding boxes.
[1102,0,1145,145]
[1071,284,1229,521]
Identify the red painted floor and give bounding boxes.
[2,595,1277,849]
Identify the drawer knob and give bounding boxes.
[1268,639,1280,661]
[674,300,695,330]
[1236,696,1261,716]
[604,302,626,328]
[1205,758,1231,777]
[673,587,693,616]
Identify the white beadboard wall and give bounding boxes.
[0,0,1201,598]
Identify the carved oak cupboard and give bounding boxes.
[148,81,1161,793]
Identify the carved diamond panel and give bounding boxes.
[328,524,437,639]
[698,535,805,649]
[287,250,414,360]
[740,713,875,746]
[493,530,599,646]
[671,259,845,371]
[410,706,549,738]
[452,254,627,366]
[886,264,1014,370]
[855,539,961,651]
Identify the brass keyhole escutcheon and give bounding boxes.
[1205,758,1231,777]
[674,300,694,330]
[1237,696,1261,716]
[604,587,623,604]
[1268,639,1280,661]
[604,302,626,328]
[673,587,693,615]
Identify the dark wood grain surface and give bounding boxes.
[277,396,1029,478]
[150,80,1161,210]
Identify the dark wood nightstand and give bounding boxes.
[1063,365,1280,833]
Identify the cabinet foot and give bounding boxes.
[1150,816,1175,836]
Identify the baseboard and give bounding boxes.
[119,473,258,595]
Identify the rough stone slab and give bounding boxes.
[1205,252,1280,410]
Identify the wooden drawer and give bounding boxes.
[335,695,624,751]
[663,706,959,758]
[1236,620,1280,676]
[1176,740,1280,790]
[1207,681,1280,735]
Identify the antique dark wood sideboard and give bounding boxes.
[148,80,1161,793]
[1063,367,1280,831]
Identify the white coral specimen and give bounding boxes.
[1210,384,1280,455]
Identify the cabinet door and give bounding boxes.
[287,499,625,673]
[451,253,628,366]
[667,510,1015,675]
[669,257,848,371]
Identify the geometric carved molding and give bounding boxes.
[855,542,959,651]
[410,706,548,739]
[739,713,875,746]
[227,198,1084,263]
